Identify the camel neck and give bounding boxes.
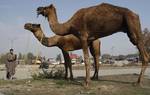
[32,29,45,42]
[47,12,70,36]
[47,12,58,25]
[32,29,57,47]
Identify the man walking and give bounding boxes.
[6,49,17,79]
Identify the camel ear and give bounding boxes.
[37,24,40,27]
[49,4,54,8]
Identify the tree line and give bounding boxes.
[0,52,35,64]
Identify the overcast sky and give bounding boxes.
[0,0,150,58]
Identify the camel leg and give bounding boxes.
[81,35,91,87]
[68,59,73,80]
[62,50,69,79]
[65,51,73,80]
[126,13,150,85]
[64,61,68,79]
[62,50,73,80]
[89,40,100,80]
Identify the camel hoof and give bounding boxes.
[133,82,143,87]
[64,76,69,80]
[91,76,99,80]
[83,83,90,89]
[70,77,74,81]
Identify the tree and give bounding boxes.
[18,53,23,60]
[27,52,35,60]
[117,55,126,60]
[126,54,139,58]
[78,56,83,63]
[24,52,35,64]
[102,54,111,60]
[0,53,7,64]
[56,54,62,63]
[143,28,150,55]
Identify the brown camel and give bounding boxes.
[24,23,101,80]
[37,3,150,86]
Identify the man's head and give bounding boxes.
[10,48,13,54]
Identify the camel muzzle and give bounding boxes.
[24,23,32,30]
[37,7,44,16]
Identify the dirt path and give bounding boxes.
[0,65,150,80]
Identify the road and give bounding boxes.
[0,65,150,80]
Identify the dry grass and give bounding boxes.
[0,74,150,95]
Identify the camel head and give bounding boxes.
[37,4,56,17]
[24,23,41,33]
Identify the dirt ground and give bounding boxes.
[0,74,150,95]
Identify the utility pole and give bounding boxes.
[111,46,114,60]
[9,37,18,49]
[111,46,114,56]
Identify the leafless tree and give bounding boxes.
[143,28,150,55]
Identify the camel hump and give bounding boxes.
[100,3,123,8]
[99,3,130,12]
[100,3,120,7]
[99,3,139,18]
[100,3,112,6]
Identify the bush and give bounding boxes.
[32,65,65,80]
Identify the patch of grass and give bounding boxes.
[0,79,28,85]
[55,80,68,86]
[3,92,15,95]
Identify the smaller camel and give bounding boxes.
[24,23,101,80]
